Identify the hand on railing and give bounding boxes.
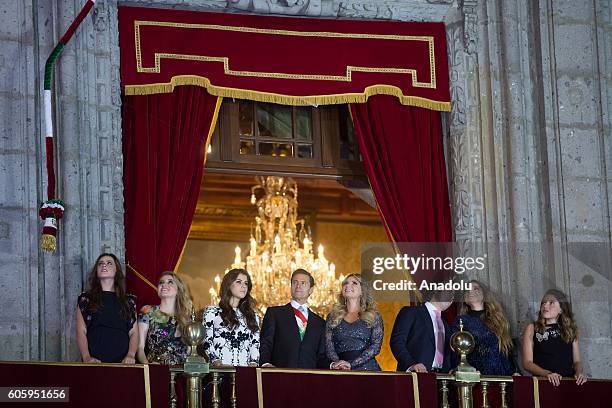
[545,371,562,386]
[330,360,351,370]
[575,371,587,385]
[407,363,427,373]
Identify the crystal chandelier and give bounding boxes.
[209,176,343,315]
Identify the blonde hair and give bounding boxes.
[328,274,379,328]
[159,271,193,335]
[534,289,578,343]
[460,280,513,355]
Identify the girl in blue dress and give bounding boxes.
[451,280,518,375]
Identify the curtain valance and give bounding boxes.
[118,6,451,111]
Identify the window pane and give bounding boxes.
[258,142,294,157]
[296,144,313,158]
[239,101,254,137]
[295,107,312,140]
[257,103,292,139]
[240,140,255,155]
[338,105,357,160]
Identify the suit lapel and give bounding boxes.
[301,308,318,344]
[284,303,302,343]
[419,305,435,344]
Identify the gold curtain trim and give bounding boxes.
[134,20,437,89]
[126,263,158,291]
[124,77,451,112]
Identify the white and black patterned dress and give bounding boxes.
[203,306,260,366]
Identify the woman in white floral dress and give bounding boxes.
[203,268,260,366]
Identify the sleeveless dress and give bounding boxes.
[533,323,574,376]
[78,291,137,363]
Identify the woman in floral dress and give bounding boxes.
[203,268,260,366]
[137,271,192,365]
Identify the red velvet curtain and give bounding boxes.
[122,86,220,306]
[350,95,453,286]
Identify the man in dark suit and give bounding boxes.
[259,269,329,368]
[390,288,454,373]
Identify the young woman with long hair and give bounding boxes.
[76,253,138,363]
[136,271,193,365]
[523,289,587,386]
[203,268,260,366]
[326,273,383,371]
[451,280,518,375]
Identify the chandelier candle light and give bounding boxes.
[209,176,344,315]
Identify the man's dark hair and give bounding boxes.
[291,269,315,287]
[421,278,456,303]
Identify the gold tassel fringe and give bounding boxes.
[124,75,452,111]
[41,234,57,252]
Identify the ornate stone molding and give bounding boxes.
[228,0,329,15]
[459,0,478,55]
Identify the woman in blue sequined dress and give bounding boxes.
[451,280,518,376]
[325,274,383,371]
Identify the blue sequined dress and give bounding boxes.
[451,310,516,375]
[325,313,383,371]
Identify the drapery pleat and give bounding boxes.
[122,85,220,306]
[350,95,452,288]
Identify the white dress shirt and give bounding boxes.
[290,299,309,321]
[425,302,444,369]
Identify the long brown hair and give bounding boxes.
[86,253,132,321]
[158,271,193,335]
[534,289,578,343]
[460,280,513,354]
[219,269,259,332]
[328,274,379,328]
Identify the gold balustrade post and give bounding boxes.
[451,320,479,408]
[230,371,237,408]
[169,370,178,408]
[183,309,209,408]
[500,381,508,408]
[185,374,202,408]
[457,382,475,408]
[481,381,490,408]
[211,371,221,408]
[440,379,450,408]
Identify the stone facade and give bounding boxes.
[0,0,609,378]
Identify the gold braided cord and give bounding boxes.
[134,20,436,88]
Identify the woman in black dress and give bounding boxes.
[522,289,587,386]
[76,253,138,363]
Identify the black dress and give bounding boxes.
[78,291,137,363]
[533,323,574,377]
